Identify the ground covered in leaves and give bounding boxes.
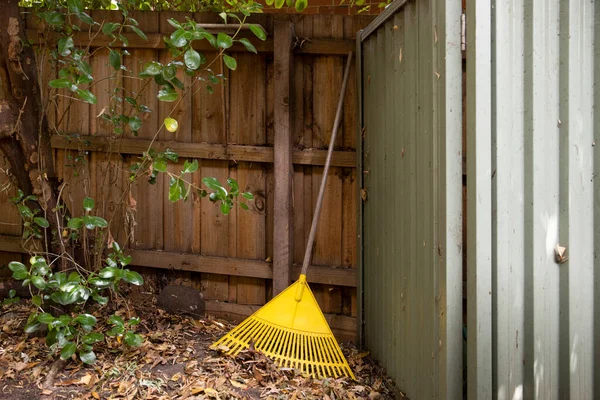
[0,296,402,399]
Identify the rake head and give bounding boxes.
[211,275,355,379]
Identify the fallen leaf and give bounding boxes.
[79,373,94,385]
[91,391,100,399]
[12,362,28,372]
[191,386,205,395]
[252,365,264,383]
[230,379,247,389]
[41,389,53,395]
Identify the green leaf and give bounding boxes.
[275,0,285,7]
[60,342,77,360]
[184,48,202,70]
[92,216,107,228]
[18,205,33,218]
[237,38,257,54]
[49,78,72,89]
[130,26,147,41]
[89,277,111,287]
[295,0,308,11]
[82,332,104,346]
[241,192,255,200]
[118,33,129,46]
[157,87,178,102]
[220,202,231,215]
[109,49,121,70]
[124,332,143,347]
[223,55,237,70]
[31,276,47,290]
[152,158,168,172]
[67,217,83,230]
[32,295,42,307]
[197,31,217,48]
[79,350,97,364]
[33,217,49,228]
[170,29,188,47]
[8,289,16,298]
[167,18,182,29]
[67,0,83,13]
[24,321,41,334]
[102,22,119,35]
[99,267,121,279]
[227,178,239,192]
[202,177,224,192]
[170,76,185,90]
[249,24,267,41]
[8,262,28,280]
[125,96,137,107]
[109,314,125,326]
[182,159,198,174]
[128,116,142,132]
[76,12,94,25]
[239,202,249,211]
[38,313,55,324]
[83,215,96,229]
[83,197,95,212]
[164,117,178,132]
[44,12,64,26]
[74,314,97,326]
[163,148,179,162]
[217,33,233,49]
[141,61,162,76]
[122,270,144,286]
[91,292,108,305]
[58,36,74,57]
[169,177,185,203]
[67,272,81,283]
[76,89,97,104]
[162,63,177,80]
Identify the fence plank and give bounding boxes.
[125,12,163,250]
[272,20,294,295]
[310,15,344,314]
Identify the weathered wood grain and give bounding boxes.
[272,20,294,295]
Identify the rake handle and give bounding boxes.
[299,51,353,278]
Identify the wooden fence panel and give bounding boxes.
[0,12,375,340]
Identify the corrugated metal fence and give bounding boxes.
[357,0,463,398]
[467,0,599,398]
[360,0,599,398]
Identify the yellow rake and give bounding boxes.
[211,51,355,379]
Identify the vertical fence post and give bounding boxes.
[273,20,294,295]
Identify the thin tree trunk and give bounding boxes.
[0,0,63,258]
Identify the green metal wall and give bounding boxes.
[467,0,600,398]
[357,0,463,398]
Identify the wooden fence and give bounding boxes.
[0,11,374,341]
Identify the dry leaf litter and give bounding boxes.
[0,296,402,399]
